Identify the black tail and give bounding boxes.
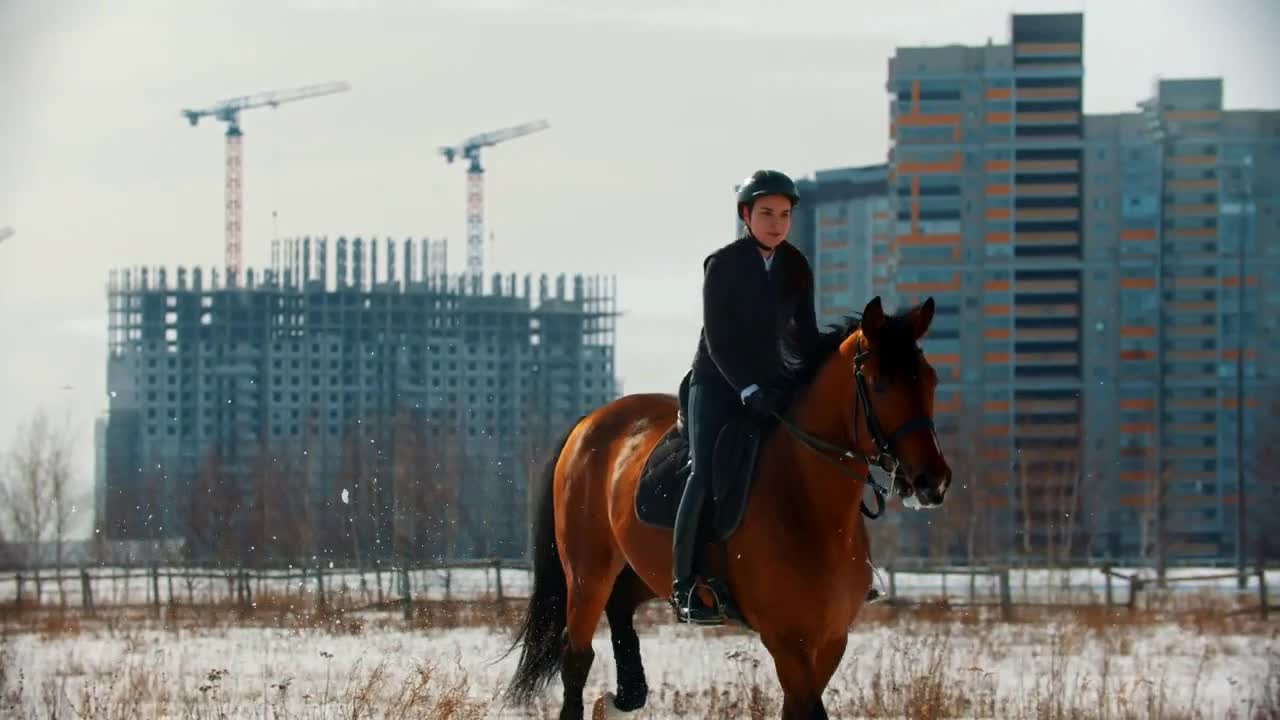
[504,420,580,705]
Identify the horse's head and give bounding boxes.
[848,296,952,508]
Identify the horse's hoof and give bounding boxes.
[592,692,642,718]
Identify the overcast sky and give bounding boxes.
[2,0,1278,537]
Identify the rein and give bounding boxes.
[768,338,935,520]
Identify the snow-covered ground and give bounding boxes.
[3,609,1276,718]
[2,565,1273,608]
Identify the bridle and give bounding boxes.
[769,337,937,519]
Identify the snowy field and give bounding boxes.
[2,565,1275,608]
[2,603,1277,719]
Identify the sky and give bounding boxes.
[2,0,1278,537]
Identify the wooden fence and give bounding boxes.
[2,560,1275,621]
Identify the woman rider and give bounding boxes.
[672,169,820,624]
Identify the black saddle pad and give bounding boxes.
[634,412,763,544]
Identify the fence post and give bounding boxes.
[998,567,1013,621]
[80,568,94,615]
[1128,577,1141,613]
[16,573,24,607]
[1103,564,1113,608]
[315,565,327,611]
[151,565,161,617]
[494,559,504,602]
[1258,564,1269,621]
[888,567,897,598]
[401,566,412,621]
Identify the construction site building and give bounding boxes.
[100,237,618,562]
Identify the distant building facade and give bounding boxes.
[885,13,1280,563]
[100,237,619,563]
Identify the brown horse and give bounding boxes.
[504,296,952,719]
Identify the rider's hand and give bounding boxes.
[741,384,781,417]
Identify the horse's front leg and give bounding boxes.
[764,633,845,719]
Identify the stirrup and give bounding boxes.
[671,580,726,626]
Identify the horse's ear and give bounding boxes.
[907,297,935,340]
[862,296,886,342]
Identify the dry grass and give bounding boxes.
[3,595,1277,719]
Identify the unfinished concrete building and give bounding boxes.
[101,237,618,563]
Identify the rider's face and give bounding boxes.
[743,195,792,250]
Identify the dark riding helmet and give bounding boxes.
[736,170,800,215]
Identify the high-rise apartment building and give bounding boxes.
[885,13,1279,563]
[790,165,891,328]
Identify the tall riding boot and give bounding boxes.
[671,466,721,624]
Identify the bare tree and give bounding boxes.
[1,410,78,603]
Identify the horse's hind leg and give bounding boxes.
[559,531,625,719]
[603,565,654,712]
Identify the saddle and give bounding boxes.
[634,371,765,543]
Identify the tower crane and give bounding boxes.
[181,81,350,278]
[438,120,549,288]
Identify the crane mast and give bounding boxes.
[439,120,549,289]
[181,81,350,279]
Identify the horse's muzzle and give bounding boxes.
[909,467,950,508]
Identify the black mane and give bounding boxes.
[778,309,923,399]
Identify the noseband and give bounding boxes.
[770,338,936,519]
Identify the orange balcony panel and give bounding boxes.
[986,183,1011,196]
[986,111,1012,124]
[985,159,1011,172]
[1017,183,1079,196]
[1016,208,1078,220]
[986,207,1012,220]
[1121,278,1155,290]
[985,304,1011,316]
[985,87,1012,100]
[1222,397,1259,410]
[1120,398,1155,411]
[898,113,962,127]
[1120,228,1156,241]
[1222,276,1259,288]
[1120,326,1154,338]
[984,328,1011,339]
[985,351,1011,363]
[898,152,963,174]
[1169,155,1216,166]
[986,232,1011,244]
[1121,423,1155,434]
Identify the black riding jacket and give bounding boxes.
[690,236,821,393]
